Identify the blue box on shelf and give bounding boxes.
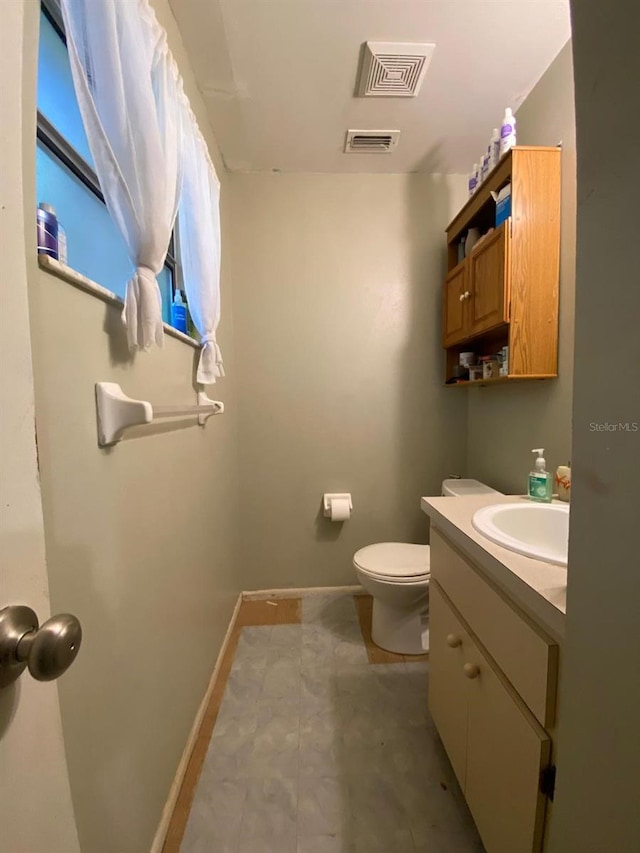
[495,184,512,227]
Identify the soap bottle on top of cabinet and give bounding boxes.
[499,108,517,157]
[528,448,553,502]
[488,128,500,170]
[480,152,489,184]
[468,163,478,197]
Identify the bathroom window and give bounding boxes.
[36,0,182,330]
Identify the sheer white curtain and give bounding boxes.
[60,0,183,351]
[178,111,224,384]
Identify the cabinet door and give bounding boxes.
[468,222,511,337]
[428,582,470,788]
[442,262,468,347]
[464,642,551,853]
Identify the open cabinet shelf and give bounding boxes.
[442,147,561,386]
[445,374,557,388]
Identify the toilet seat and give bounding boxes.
[354,542,430,584]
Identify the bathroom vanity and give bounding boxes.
[421,494,567,853]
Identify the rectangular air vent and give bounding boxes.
[344,129,400,154]
[357,41,435,98]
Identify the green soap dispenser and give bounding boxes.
[528,448,553,502]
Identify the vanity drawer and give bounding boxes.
[430,529,558,727]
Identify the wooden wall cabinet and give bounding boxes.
[443,147,561,386]
[429,530,559,853]
[444,223,511,346]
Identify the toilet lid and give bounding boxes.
[353,542,430,579]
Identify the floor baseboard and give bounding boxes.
[150,593,243,853]
[242,584,364,601]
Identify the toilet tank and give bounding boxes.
[441,478,501,497]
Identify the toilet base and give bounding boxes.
[371,596,429,656]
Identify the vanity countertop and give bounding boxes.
[421,494,567,641]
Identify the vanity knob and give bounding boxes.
[463,662,480,679]
[459,293,465,302]
[464,291,472,300]
[446,634,462,648]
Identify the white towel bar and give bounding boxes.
[95,382,223,447]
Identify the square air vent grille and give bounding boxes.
[358,41,435,97]
[344,129,400,154]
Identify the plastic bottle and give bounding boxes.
[528,449,553,502]
[57,223,67,265]
[480,151,490,184]
[170,290,188,334]
[468,164,478,197]
[488,127,500,170]
[499,108,517,158]
[36,202,59,259]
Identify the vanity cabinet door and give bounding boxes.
[428,581,471,788]
[464,640,551,853]
[429,580,552,853]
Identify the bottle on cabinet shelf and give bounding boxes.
[468,163,478,197]
[480,152,489,184]
[499,108,517,157]
[488,127,500,170]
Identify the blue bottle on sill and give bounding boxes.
[170,290,188,334]
[36,202,59,259]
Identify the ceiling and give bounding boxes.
[169,0,571,174]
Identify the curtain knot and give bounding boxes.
[122,266,164,352]
[135,265,157,283]
[196,333,225,383]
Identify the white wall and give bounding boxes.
[18,3,241,851]
[548,3,640,849]
[467,42,576,493]
[229,172,468,589]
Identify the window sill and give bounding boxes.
[37,255,200,350]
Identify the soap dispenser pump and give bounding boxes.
[528,448,553,502]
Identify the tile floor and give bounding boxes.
[180,594,484,852]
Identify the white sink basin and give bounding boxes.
[472,502,569,566]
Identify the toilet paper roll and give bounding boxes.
[328,497,351,521]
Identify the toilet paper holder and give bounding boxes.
[323,493,353,519]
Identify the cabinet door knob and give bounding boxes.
[446,633,462,648]
[464,291,472,300]
[459,294,465,302]
[463,662,480,679]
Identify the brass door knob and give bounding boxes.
[0,605,82,688]
[463,662,480,679]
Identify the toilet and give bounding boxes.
[353,478,500,655]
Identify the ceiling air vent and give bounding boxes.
[357,41,435,98]
[344,129,400,154]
